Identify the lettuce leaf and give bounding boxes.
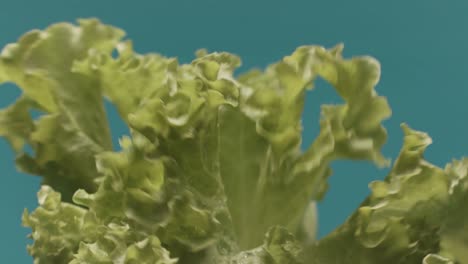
[0,19,123,200]
[306,125,468,263]
[1,19,467,263]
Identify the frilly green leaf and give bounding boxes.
[305,125,468,263]
[0,18,125,200]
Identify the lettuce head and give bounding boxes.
[0,19,467,263]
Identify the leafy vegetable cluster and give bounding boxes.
[0,19,467,263]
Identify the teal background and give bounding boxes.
[1,1,468,262]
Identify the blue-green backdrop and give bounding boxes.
[1,1,468,262]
